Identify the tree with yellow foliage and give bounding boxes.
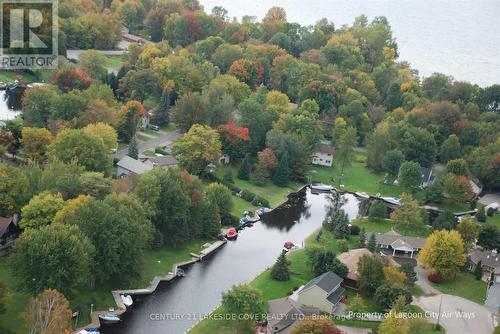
[419,230,467,279]
[21,127,53,163]
[83,122,118,152]
[383,265,407,286]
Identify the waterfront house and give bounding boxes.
[141,155,178,169]
[266,297,320,334]
[336,248,373,289]
[368,230,426,258]
[296,271,344,314]
[468,249,500,282]
[311,145,335,167]
[0,215,20,256]
[116,156,153,177]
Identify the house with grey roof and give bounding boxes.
[296,271,344,314]
[468,249,500,282]
[369,230,426,258]
[116,155,153,177]
[266,297,320,334]
[0,215,19,256]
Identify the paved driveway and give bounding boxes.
[413,294,497,334]
[114,130,180,160]
[415,262,440,295]
[337,325,371,334]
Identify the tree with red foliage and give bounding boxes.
[228,59,265,88]
[291,316,342,334]
[52,67,92,93]
[217,123,249,160]
[257,147,278,172]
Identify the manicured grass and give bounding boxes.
[105,55,125,69]
[309,153,404,197]
[0,240,212,332]
[409,284,425,297]
[430,272,487,304]
[486,213,500,227]
[142,150,156,157]
[161,123,178,131]
[0,70,45,84]
[231,195,256,217]
[353,218,431,238]
[216,166,302,207]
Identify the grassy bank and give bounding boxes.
[0,239,210,332]
[430,272,487,305]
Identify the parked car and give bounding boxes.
[149,125,160,131]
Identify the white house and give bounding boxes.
[311,145,335,167]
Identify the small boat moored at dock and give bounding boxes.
[98,312,120,324]
[77,328,100,334]
[283,241,302,253]
[176,268,186,277]
[225,227,238,240]
[121,294,133,307]
[310,183,334,192]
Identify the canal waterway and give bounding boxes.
[102,189,361,334]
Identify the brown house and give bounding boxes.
[336,248,373,289]
[0,215,20,256]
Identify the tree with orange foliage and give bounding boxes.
[257,147,278,172]
[52,67,92,93]
[442,173,472,204]
[228,59,265,87]
[218,123,249,160]
[291,316,342,334]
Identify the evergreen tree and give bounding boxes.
[369,201,387,219]
[238,154,251,180]
[358,227,367,247]
[203,202,222,239]
[273,152,290,187]
[152,87,171,126]
[128,136,138,159]
[474,261,483,280]
[399,263,417,286]
[367,233,377,252]
[223,168,234,183]
[477,204,487,223]
[271,252,290,281]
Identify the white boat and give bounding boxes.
[310,183,334,192]
[77,328,100,334]
[121,294,133,307]
[256,207,271,215]
[243,210,260,222]
[98,312,120,324]
[380,197,401,206]
[355,192,370,199]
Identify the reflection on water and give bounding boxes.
[102,189,360,334]
[0,91,22,120]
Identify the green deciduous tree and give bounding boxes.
[374,284,412,311]
[205,182,233,218]
[222,284,263,317]
[439,135,461,162]
[433,210,457,231]
[172,124,222,175]
[399,263,417,286]
[369,201,387,219]
[20,127,53,163]
[357,254,384,296]
[456,217,479,245]
[390,193,425,232]
[382,149,405,177]
[477,224,500,250]
[0,163,28,216]
[11,224,94,296]
[398,161,422,189]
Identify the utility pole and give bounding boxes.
[436,294,443,330]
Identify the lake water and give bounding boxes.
[201,0,500,87]
[0,91,22,121]
[101,189,362,334]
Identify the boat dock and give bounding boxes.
[73,239,227,333]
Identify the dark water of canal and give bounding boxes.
[0,91,22,121]
[102,189,361,334]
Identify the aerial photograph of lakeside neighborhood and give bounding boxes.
[0,0,499,333]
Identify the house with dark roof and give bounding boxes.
[296,271,344,314]
[420,167,435,188]
[0,215,19,256]
[266,297,320,334]
[468,249,500,282]
[311,145,335,167]
[368,230,426,258]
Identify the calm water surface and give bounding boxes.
[201,0,500,86]
[102,190,361,334]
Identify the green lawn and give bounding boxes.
[353,218,431,238]
[216,166,302,208]
[486,213,500,227]
[105,55,125,69]
[309,153,404,197]
[430,272,487,304]
[0,70,50,84]
[0,239,211,332]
